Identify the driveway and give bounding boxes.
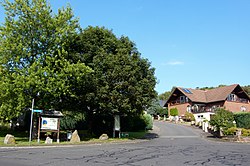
[1,121,250,166]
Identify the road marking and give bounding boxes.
[160,135,199,138]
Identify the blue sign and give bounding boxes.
[33,109,43,113]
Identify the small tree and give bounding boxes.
[210,108,234,130]
[170,108,179,116]
[147,99,167,116]
[143,114,153,130]
[184,112,195,122]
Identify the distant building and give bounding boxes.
[164,84,250,121]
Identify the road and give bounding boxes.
[1,121,250,166]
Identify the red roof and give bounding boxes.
[166,84,249,104]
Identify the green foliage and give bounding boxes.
[242,128,250,136]
[210,108,234,129]
[0,1,157,136]
[60,112,85,130]
[184,112,195,121]
[242,85,250,96]
[223,127,237,136]
[158,87,176,100]
[158,91,171,100]
[224,127,250,136]
[234,112,250,129]
[0,0,92,120]
[143,114,153,130]
[159,108,168,117]
[170,108,178,116]
[121,115,148,132]
[71,26,157,117]
[147,99,167,116]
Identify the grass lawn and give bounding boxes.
[0,130,148,146]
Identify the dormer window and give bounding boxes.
[180,96,188,103]
[227,94,236,101]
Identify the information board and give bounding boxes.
[41,117,58,130]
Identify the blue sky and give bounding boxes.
[1,0,250,94]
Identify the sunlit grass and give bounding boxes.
[0,130,148,147]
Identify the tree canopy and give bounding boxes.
[0,0,157,128]
[0,0,92,120]
[70,27,157,117]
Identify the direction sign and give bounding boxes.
[33,109,43,113]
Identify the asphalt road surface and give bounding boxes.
[1,121,250,166]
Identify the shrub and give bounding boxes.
[223,127,250,136]
[210,108,234,130]
[234,112,250,129]
[143,114,153,130]
[121,114,153,132]
[223,127,237,136]
[121,115,145,132]
[170,108,178,116]
[158,108,168,117]
[184,112,195,121]
[242,128,250,136]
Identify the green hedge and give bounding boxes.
[170,108,178,116]
[234,112,250,129]
[121,114,153,132]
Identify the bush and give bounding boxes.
[210,108,234,130]
[223,127,250,136]
[234,112,250,129]
[242,128,250,136]
[143,114,153,130]
[121,114,153,132]
[184,112,195,121]
[223,127,237,136]
[170,108,178,116]
[158,108,168,117]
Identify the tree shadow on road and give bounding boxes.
[141,132,159,140]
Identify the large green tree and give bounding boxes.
[69,27,157,132]
[0,0,92,120]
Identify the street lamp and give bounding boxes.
[29,92,39,145]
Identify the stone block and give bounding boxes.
[45,136,53,144]
[4,134,16,145]
[99,134,109,140]
[70,130,80,143]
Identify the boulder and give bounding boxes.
[45,136,53,144]
[70,130,80,143]
[4,134,16,145]
[99,134,109,140]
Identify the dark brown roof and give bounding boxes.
[205,84,239,102]
[168,84,248,104]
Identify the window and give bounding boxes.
[182,88,192,94]
[198,115,203,118]
[192,104,199,112]
[180,96,186,103]
[187,105,191,113]
[227,94,236,101]
[240,106,246,112]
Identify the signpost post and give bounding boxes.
[29,98,35,145]
[32,109,43,143]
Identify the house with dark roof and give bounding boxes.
[164,84,250,121]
